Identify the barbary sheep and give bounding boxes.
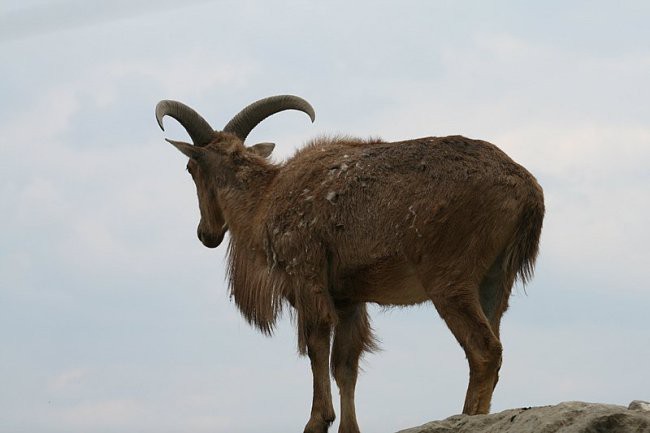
[155,95,544,433]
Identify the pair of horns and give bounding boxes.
[155,95,316,146]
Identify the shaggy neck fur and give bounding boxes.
[218,151,288,334]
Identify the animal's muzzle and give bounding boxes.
[197,227,226,248]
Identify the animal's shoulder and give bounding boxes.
[288,135,384,161]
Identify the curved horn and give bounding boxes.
[155,100,215,146]
[223,95,315,141]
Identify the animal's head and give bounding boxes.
[156,95,315,248]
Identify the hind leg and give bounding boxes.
[428,284,502,415]
[478,257,516,393]
[479,255,516,339]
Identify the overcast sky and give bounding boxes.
[1,1,649,432]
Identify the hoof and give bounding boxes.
[304,416,333,433]
[338,423,361,433]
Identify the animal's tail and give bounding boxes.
[506,186,545,286]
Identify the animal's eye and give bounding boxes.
[186,162,198,177]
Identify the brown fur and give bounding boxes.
[169,132,544,433]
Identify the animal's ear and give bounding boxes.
[248,142,275,158]
[166,138,204,160]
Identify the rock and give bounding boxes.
[629,400,650,412]
[396,401,650,433]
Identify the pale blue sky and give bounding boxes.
[1,1,649,432]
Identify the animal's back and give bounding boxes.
[259,135,543,302]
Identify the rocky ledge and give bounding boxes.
[397,401,650,433]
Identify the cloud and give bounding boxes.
[0,0,216,42]
[496,323,650,408]
[49,368,89,391]
[2,88,80,146]
[53,398,148,431]
[369,32,650,140]
[0,48,261,292]
[496,123,650,294]
[103,53,259,102]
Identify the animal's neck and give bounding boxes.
[220,160,286,335]
[219,161,278,237]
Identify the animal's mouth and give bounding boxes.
[199,227,227,248]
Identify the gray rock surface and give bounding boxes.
[396,401,650,433]
[629,400,650,412]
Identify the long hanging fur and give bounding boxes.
[226,235,340,353]
[507,193,545,286]
[226,239,289,335]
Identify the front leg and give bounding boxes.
[303,321,336,433]
[331,303,377,433]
